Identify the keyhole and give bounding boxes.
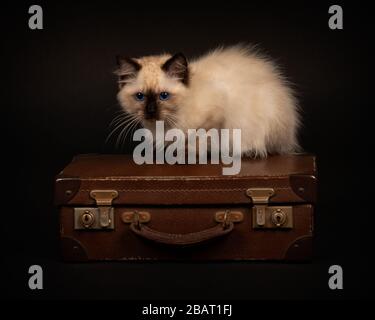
[275,214,282,227]
[81,211,94,227]
[272,210,286,227]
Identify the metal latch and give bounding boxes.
[246,188,293,229]
[215,211,244,223]
[89,190,118,228]
[74,207,115,230]
[121,211,151,224]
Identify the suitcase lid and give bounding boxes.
[55,154,317,206]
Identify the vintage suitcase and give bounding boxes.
[55,154,317,261]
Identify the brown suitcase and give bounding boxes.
[55,154,317,261]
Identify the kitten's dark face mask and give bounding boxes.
[137,91,159,120]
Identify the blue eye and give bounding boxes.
[159,92,170,101]
[135,92,145,101]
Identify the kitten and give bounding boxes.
[115,45,300,157]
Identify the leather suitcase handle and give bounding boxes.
[129,222,234,247]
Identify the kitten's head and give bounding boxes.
[115,53,189,128]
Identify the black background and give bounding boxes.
[2,1,373,300]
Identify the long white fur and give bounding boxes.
[117,44,300,157]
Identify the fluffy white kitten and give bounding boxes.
[115,45,300,157]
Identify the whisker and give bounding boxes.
[166,112,179,121]
[116,116,140,148]
[106,119,133,143]
[123,117,141,143]
[165,114,178,128]
[111,112,135,122]
[110,114,135,128]
[106,114,137,144]
[115,119,136,148]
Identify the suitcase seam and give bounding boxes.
[78,187,292,192]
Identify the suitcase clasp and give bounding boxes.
[90,190,118,228]
[246,188,293,229]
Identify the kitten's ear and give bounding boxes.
[115,56,141,87]
[162,53,189,85]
